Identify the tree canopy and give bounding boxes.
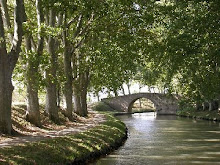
[0,0,219,134]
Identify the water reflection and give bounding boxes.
[92,113,220,165]
[156,114,177,120]
[132,112,157,120]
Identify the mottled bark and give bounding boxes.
[45,9,59,123]
[63,14,74,120]
[0,64,13,134]
[57,88,61,107]
[25,0,44,126]
[0,0,25,134]
[72,72,89,117]
[26,81,40,126]
[25,35,41,126]
[80,72,89,116]
[0,13,13,133]
[46,81,58,122]
[72,84,82,115]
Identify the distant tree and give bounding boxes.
[24,0,44,126]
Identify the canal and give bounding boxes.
[92,112,220,165]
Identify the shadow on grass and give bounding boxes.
[0,113,127,165]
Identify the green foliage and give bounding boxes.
[178,99,195,112]
[91,102,115,112]
[9,0,220,122]
[139,0,220,102]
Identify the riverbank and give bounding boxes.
[0,105,127,164]
[177,109,220,122]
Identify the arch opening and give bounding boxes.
[129,98,156,113]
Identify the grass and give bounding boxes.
[0,113,127,165]
[177,109,220,121]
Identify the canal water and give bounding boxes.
[92,112,220,165]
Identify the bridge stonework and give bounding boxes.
[101,93,179,115]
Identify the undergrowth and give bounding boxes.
[177,109,220,121]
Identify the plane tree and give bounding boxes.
[0,0,26,134]
[144,0,220,103]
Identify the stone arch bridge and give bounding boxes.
[101,93,180,115]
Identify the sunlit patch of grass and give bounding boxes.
[0,113,127,164]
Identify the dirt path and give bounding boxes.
[0,111,106,148]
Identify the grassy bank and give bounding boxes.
[0,113,127,165]
[177,109,220,121]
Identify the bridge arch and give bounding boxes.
[128,97,156,113]
[101,93,179,115]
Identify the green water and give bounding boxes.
[92,112,220,165]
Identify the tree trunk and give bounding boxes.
[113,88,118,97]
[46,83,59,122]
[80,72,89,116]
[72,72,89,117]
[139,99,142,108]
[121,85,125,96]
[107,91,111,97]
[63,14,74,120]
[64,84,73,119]
[26,81,41,126]
[25,0,44,126]
[0,0,25,134]
[45,9,59,123]
[80,89,88,116]
[25,35,41,126]
[96,93,100,102]
[57,87,61,107]
[127,82,131,95]
[209,100,218,111]
[202,101,209,111]
[0,47,13,134]
[138,83,142,107]
[73,83,82,115]
[148,86,151,93]
[195,102,203,111]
